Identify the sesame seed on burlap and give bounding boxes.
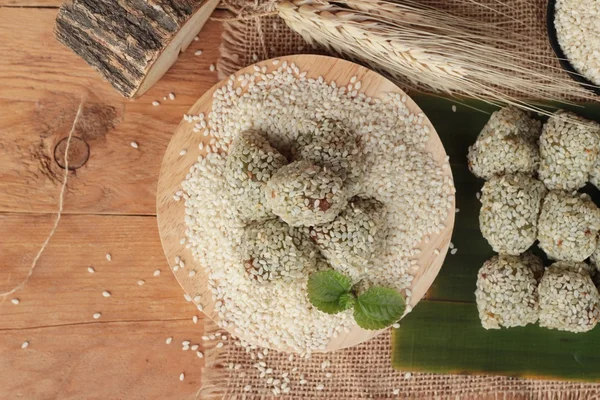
[199,1,600,398]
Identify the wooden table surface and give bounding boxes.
[0,2,223,399]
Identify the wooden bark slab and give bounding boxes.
[0,8,221,215]
[156,55,456,353]
[55,0,219,98]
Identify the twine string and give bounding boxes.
[0,96,86,298]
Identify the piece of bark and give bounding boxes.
[55,0,219,98]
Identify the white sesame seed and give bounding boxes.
[102,291,111,297]
[201,336,209,341]
[209,64,215,72]
[193,315,198,324]
[452,105,457,112]
[184,294,192,302]
[21,341,29,349]
[11,298,19,305]
[87,267,95,273]
[179,373,185,381]
[216,342,224,348]
[393,389,400,395]
[153,269,161,277]
[194,36,199,41]
[130,141,139,149]
[194,50,203,56]
[105,253,112,261]
[196,351,204,358]
[244,385,251,392]
[188,270,196,277]
[152,101,160,106]
[182,340,190,346]
[93,312,101,319]
[169,93,176,100]
[193,295,201,302]
[316,384,324,390]
[392,323,400,329]
[404,372,412,379]
[434,249,440,255]
[325,372,332,378]
[191,344,199,351]
[175,256,181,264]
[166,337,173,344]
[451,248,458,255]
[137,280,145,286]
[180,238,186,245]
[179,149,187,156]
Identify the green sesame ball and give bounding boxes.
[225,129,288,222]
[475,254,539,330]
[537,191,600,262]
[479,174,546,255]
[241,219,318,283]
[265,160,348,227]
[467,107,541,180]
[296,119,364,196]
[309,197,387,280]
[538,110,600,191]
[538,262,600,333]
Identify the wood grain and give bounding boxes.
[0,213,217,399]
[1,320,208,400]
[156,55,455,352]
[0,8,221,215]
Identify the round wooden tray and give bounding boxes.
[157,55,455,353]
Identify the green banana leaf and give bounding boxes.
[391,94,600,381]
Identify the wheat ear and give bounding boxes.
[277,0,598,113]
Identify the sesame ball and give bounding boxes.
[538,262,600,333]
[479,174,546,255]
[225,129,288,222]
[589,156,600,189]
[296,119,364,196]
[475,254,539,330]
[538,110,600,191]
[241,219,318,283]
[538,191,600,262]
[521,251,545,282]
[308,197,387,280]
[467,107,541,180]
[265,160,348,227]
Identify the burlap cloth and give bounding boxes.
[200,1,600,398]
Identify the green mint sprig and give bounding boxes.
[307,270,405,330]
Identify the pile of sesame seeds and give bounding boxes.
[554,0,600,86]
[181,60,454,352]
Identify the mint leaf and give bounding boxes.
[307,270,353,314]
[354,287,405,330]
[338,292,356,310]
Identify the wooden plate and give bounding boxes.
[157,55,455,353]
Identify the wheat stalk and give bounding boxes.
[277,0,598,113]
